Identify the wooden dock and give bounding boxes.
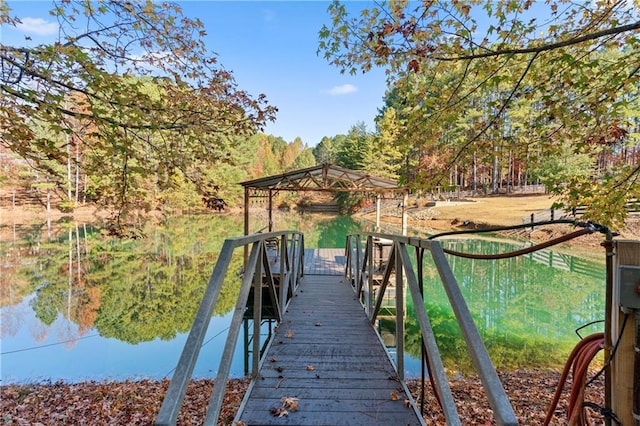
[236,249,423,425]
[302,248,345,275]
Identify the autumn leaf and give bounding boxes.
[390,391,400,401]
[0,370,606,424]
[281,396,299,412]
[270,407,288,417]
[306,365,315,371]
[284,330,294,338]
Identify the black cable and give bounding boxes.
[428,219,579,240]
[586,312,629,387]
[164,326,231,377]
[428,219,617,240]
[576,319,605,340]
[582,401,623,425]
[0,333,99,355]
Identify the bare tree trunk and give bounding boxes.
[67,137,73,206]
[492,143,499,194]
[75,142,80,204]
[472,151,478,195]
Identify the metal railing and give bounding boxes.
[156,231,304,426]
[345,232,518,426]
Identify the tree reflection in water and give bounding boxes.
[1,214,604,382]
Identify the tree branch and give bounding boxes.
[433,21,640,61]
[447,51,540,168]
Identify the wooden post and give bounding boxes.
[395,242,404,381]
[268,189,273,232]
[612,240,640,426]
[244,188,250,236]
[243,188,250,267]
[375,194,381,232]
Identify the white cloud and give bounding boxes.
[327,84,357,95]
[16,17,59,36]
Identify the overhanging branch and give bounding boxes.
[433,21,640,61]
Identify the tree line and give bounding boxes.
[318,0,640,227]
[2,0,639,230]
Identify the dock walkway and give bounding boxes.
[236,249,423,425]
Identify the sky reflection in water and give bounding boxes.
[1,214,605,383]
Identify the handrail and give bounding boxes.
[156,231,304,426]
[345,232,518,426]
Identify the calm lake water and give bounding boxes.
[0,213,605,384]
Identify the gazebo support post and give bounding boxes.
[375,194,381,231]
[243,187,250,267]
[268,190,273,232]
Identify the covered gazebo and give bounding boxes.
[239,163,409,236]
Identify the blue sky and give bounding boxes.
[2,1,389,147]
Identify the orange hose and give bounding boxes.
[544,333,604,426]
[568,339,604,425]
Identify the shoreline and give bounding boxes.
[1,196,614,424]
[356,194,639,263]
[0,369,604,424]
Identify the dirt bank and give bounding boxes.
[360,193,639,260]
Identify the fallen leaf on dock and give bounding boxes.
[284,330,295,338]
[270,407,288,417]
[390,391,400,401]
[281,396,299,412]
[306,365,315,371]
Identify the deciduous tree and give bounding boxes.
[319,0,640,226]
[1,0,276,229]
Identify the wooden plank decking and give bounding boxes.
[303,248,345,275]
[236,250,423,425]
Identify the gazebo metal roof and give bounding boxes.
[240,163,404,193]
[240,163,409,236]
